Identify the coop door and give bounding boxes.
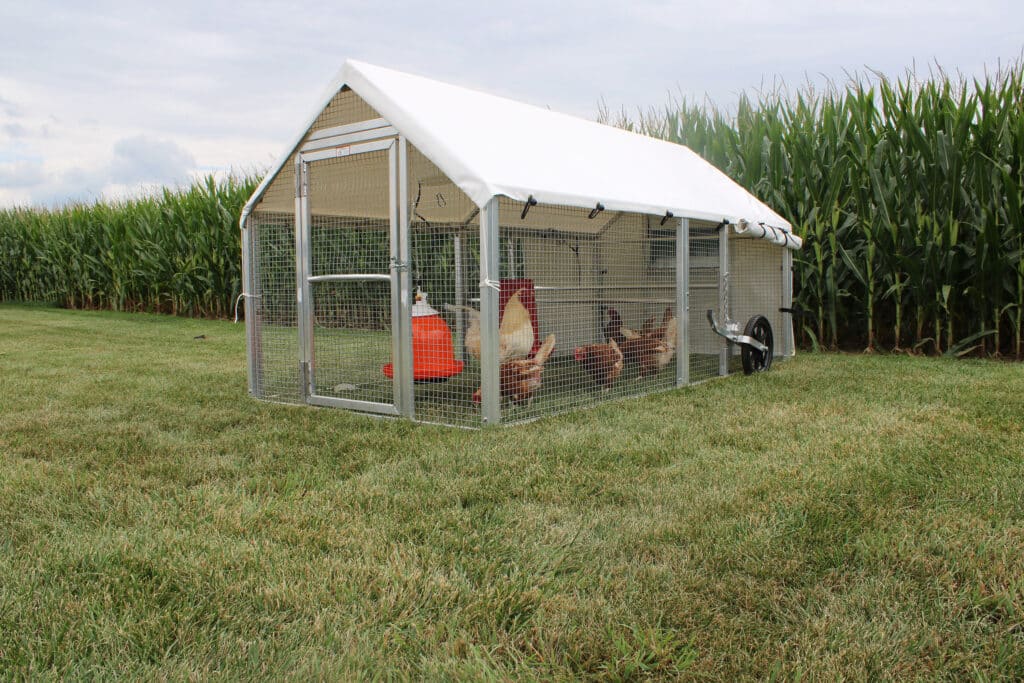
[296,138,409,416]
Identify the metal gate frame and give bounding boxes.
[294,123,414,418]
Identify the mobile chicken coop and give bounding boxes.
[239,60,802,427]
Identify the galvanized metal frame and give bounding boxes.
[295,154,311,401]
[240,217,258,395]
[478,197,501,425]
[719,223,731,376]
[295,134,405,417]
[301,126,399,154]
[676,217,690,387]
[300,136,395,163]
[396,136,414,419]
[307,274,390,283]
[453,234,465,361]
[782,247,794,357]
[305,117,393,143]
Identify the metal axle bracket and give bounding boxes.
[706,309,768,354]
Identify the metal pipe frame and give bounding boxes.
[719,224,730,376]
[301,127,399,155]
[677,217,690,387]
[396,136,414,419]
[305,117,393,142]
[240,216,258,396]
[309,394,400,415]
[307,273,389,283]
[782,247,794,358]
[453,234,465,361]
[295,156,313,400]
[300,137,394,162]
[478,197,501,425]
[533,284,675,292]
[466,297,680,306]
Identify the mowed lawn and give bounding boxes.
[1,305,1022,680]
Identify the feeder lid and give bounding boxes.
[411,289,440,317]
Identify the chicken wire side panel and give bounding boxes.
[488,200,680,423]
[406,144,482,428]
[729,236,785,365]
[688,223,722,382]
[248,210,301,403]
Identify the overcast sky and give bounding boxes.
[1,0,1022,208]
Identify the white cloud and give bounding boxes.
[0,94,23,118]
[108,136,195,185]
[0,160,46,188]
[0,0,1022,208]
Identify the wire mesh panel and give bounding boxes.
[251,90,383,217]
[310,87,382,132]
[462,200,682,424]
[729,236,785,366]
[688,223,722,382]
[247,211,300,403]
[407,228,481,427]
[305,151,396,408]
[405,145,482,427]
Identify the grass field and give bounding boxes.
[1,304,1022,680]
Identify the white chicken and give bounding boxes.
[655,310,678,372]
[445,288,535,362]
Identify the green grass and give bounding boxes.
[1,304,1022,680]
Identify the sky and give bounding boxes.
[1,0,1022,208]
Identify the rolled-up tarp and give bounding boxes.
[733,220,802,250]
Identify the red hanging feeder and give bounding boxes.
[383,290,463,382]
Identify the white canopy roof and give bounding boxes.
[247,60,798,246]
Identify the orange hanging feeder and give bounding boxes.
[383,290,464,382]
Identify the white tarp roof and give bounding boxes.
[246,60,798,246]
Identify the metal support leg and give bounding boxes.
[295,158,313,400]
[782,247,794,358]
[394,137,414,419]
[676,217,689,387]
[719,224,730,376]
[479,198,501,425]
[453,234,464,361]
[240,218,258,396]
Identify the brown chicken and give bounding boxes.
[472,333,556,406]
[603,307,639,348]
[637,307,677,372]
[619,308,675,377]
[574,338,624,390]
[620,334,669,377]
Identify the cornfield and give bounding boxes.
[3,63,1023,358]
[611,62,1024,358]
[0,175,257,318]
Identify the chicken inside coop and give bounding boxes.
[445,288,536,363]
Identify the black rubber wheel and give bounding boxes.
[741,315,774,375]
